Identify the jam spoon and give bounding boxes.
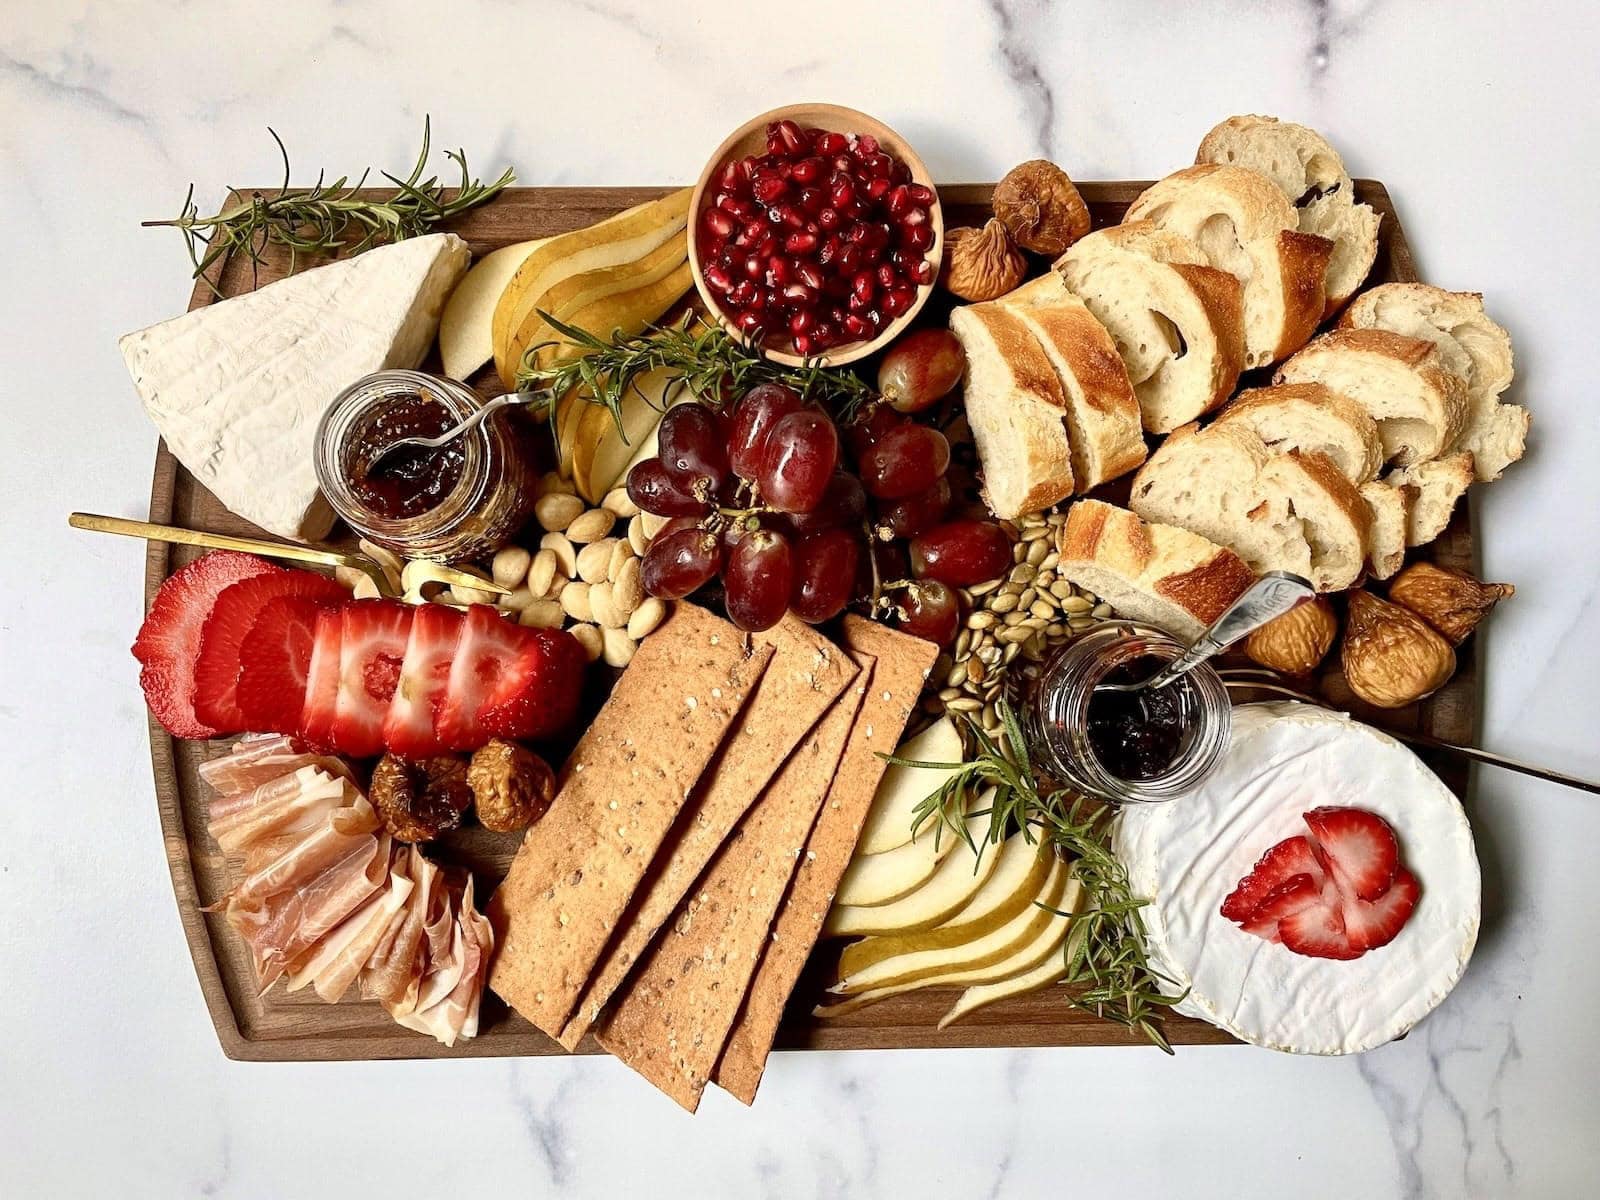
[1094,571,1317,694]
[363,392,524,472]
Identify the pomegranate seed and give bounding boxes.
[837,244,862,274]
[816,131,848,155]
[866,176,892,201]
[851,271,876,303]
[703,208,736,239]
[883,286,915,316]
[901,206,929,228]
[811,322,835,348]
[730,280,757,307]
[704,263,735,293]
[754,174,788,204]
[907,183,936,206]
[909,256,935,284]
[782,282,818,307]
[777,119,806,156]
[793,333,814,356]
[864,153,894,179]
[744,255,764,279]
[854,133,880,157]
[797,261,825,290]
[901,223,934,252]
[767,255,792,286]
[887,184,912,217]
[817,206,842,231]
[790,310,813,335]
[844,313,871,339]
[785,230,818,256]
[718,162,742,193]
[832,154,854,174]
[791,157,823,184]
[877,262,897,290]
[830,179,855,211]
[779,203,806,229]
[767,131,786,157]
[891,160,912,185]
[736,310,765,335]
[797,186,825,214]
[847,291,871,314]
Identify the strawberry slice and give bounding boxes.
[1219,835,1326,924]
[192,570,349,730]
[1240,872,1321,942]
[299,608,344,749]
[1342,866,1421,952]
[1303,806,1399,902]
[435,606,526,752]
[479,626,586,742]
[236,596,341,733]
[132,551,280,739]
[382,604,465,758]
[1278,897,1362,960]
[331,600,414,757]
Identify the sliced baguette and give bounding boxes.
[998,294,1148,490]
[1213,383,1383,484]
[1054,222,1245,434]
[1387,451,1474,547]
[948,303,1074,518]
[1125,163,1333,368]
[1274,328,1469,467]
[1129,423,1368,592]
[1340,283,1526,481]
[1195,114,1380,314]
[1360,480,1409,580]
[1056,499,1255,642]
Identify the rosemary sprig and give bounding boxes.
[144,117,514,296]
[894,700,1186,1051]
[514,311,879,432]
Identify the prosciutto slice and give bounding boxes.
[199,738,492,1044]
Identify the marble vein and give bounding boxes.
[986,0,1056,158]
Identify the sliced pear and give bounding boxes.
[938,908,1089,1029]
[508,232,688,375]
[554,393,587,480]
[833,790,986,909]
[828,857,1071,997]
[526,259,694,374]
[825,804,1001,938]
[587,370,684,499]
[835,833,1054,979]
[856,717,965,856]
[438,237,549,380]
[821,871,1083,1019]
[492,188,692,384]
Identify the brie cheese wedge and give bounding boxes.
[122,233,471,540]
[1114,702,1480,1054]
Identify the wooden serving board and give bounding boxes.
[146,182,1474,1061]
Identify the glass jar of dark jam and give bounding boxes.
[314,370,532,563]
[1024,622,1231,803]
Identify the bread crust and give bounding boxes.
[1168,261,1247,416]
[1272,230,1335,359]
[1217,382,1383,483]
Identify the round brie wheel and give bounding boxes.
[1113,702,1481,1055]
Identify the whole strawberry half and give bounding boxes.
[133,551,280,739]
[435,606,585,751]
[192,569,349,731]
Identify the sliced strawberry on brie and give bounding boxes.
[383,604,465,758]
[1303,806,1400,902]
[1278,896,1364,961]
[299,608,344,749]
[236,595,341,734]
[1239,872,1321,942]
[192,570,350,730]
[330,600,414,757]
[133,550,280,739]
[1219,835,1326,924]
[1342,866,1421,952]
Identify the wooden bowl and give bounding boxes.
[688,103,944,368]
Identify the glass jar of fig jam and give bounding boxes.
[1024,622,1231,804]
[314,370,532,563]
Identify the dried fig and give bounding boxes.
[468,739,556,833]
[1340,590,1456,709]
[1245,596,1338,675]
[940,219,1027,302]
[370,754,472,843]
[1387,562,1514,645]
[993,160,1092,256]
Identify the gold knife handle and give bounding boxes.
[69,512,351,573]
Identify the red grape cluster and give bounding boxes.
[628,329,1014,640]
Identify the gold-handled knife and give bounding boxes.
[68,512,511,600]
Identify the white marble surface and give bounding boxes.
[3,1,1598,1196]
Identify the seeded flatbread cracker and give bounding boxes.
[487,603,772,1037]
[556,616,854,1050]
[594,659,869,1112]
[713,617,937,1104]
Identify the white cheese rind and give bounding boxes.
[1114,702,1480,1054]
[122,233,471,541]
